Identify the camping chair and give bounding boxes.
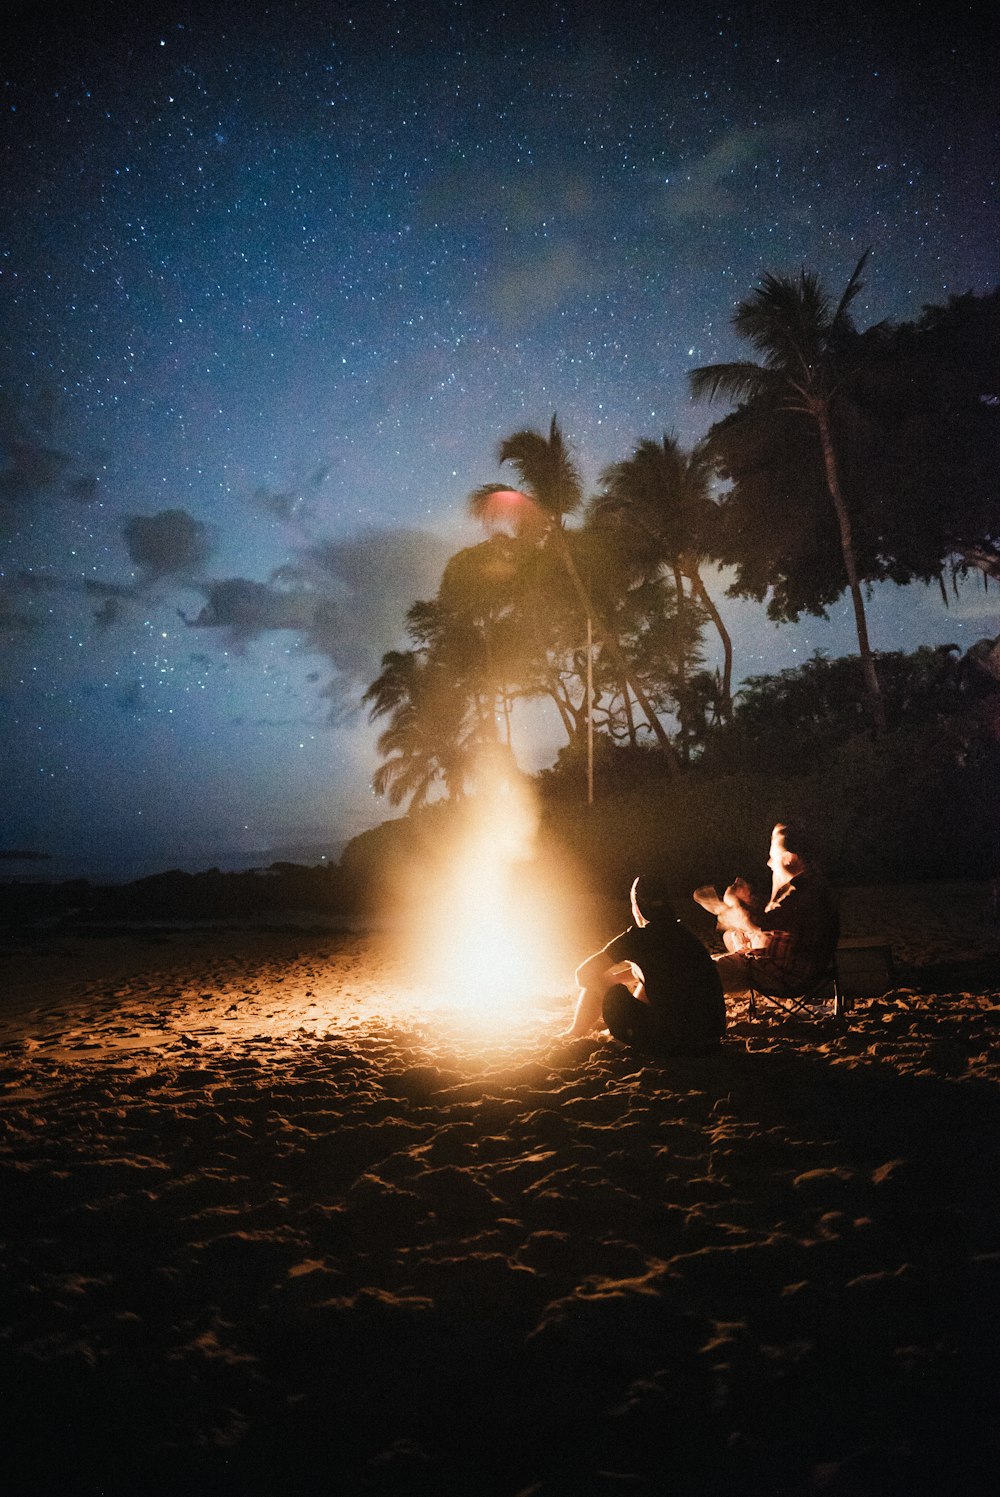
[746,940,894,1022]
[746,965,845,1022]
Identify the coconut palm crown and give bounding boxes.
[468,415,681,770]
[690,251,887,735]
[594,433,733,717]
[468,414,583,538]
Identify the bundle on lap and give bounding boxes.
[694,822,839,1000]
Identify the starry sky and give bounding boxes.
[2,0,998,882]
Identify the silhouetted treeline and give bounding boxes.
[364,277,999,806]
[352,641,1000,906]
[1,860,356,931]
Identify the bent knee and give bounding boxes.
[601,982,637,1035]
[575,952,605,989]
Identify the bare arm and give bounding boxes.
[693,884,725,916]
[716,879,766,937]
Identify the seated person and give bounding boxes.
[694,822,839,999]
[567,872,726,1055]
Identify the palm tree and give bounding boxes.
[469,415,681,771]
[363,647,473,809]
[437,534,592,746]
[594,434,734,722]
[690,252,887,734]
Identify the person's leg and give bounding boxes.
[567,952,636,1036]
[714,952,797,999]
[713,952,758,994]
[602,984,679,1052]
[602,983,651,1045]
[567,983,605,1036]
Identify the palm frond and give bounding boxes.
[832,248,871,329]
[467,482,545,538]
[732,271,830,369]
[363,648,420,719]
[496,415,583,519]
[689,361,775,404]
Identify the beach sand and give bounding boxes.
[2,880,1000,1496]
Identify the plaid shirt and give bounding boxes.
[744,871,839,994]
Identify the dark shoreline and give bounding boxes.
[1,860,358,931]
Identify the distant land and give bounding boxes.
[0,842,348,887]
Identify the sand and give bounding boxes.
[2,880,1000,1496]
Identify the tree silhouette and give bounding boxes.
[593,433,734,724]
[691,253,887,734]
[469,415,681,771]
[363,645,475,809]
[434,534,561,745]
[860,289,1000,592]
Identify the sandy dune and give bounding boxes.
[2,883,999,1495]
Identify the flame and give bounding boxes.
[402,753,570,1023]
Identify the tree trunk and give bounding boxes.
[672,561,690,764]
[816,403,887,735]
[501,689,513,746]
[622,672,638,747]
[526,601,577,740]
[553,529,682,773]
[687,563,733,718]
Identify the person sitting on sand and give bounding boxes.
[693,822,839,999]
[567,872,726,1055]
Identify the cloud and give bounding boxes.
[2,570,137,637]
[0,583,39,637]
[115,679,148,717]
[186,525,452,719]
[492,240,600,323]
[0,389,103,517]
[6,570,139,635]
[660,118,815,223]
[79,509,213,628]
[3,505,209,635]
[185,577,318,641]
[122,508,214,579]
[0,435,71,503]
[419,166,604,324]
[85,581,143,639]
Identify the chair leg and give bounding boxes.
[832,969,849,1019]
[748,973,842,1022]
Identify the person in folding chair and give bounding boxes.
[693,822,840,1009]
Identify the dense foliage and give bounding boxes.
[364,270,998,810]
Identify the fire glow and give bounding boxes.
[403,758,570,1024]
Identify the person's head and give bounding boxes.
[768,822,812,878]
[629,872,676,928]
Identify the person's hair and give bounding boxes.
[773,821,815,866]
[631,872,675,921]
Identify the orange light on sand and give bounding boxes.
[404,757,569,1025]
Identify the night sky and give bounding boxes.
[2,0,998,882]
